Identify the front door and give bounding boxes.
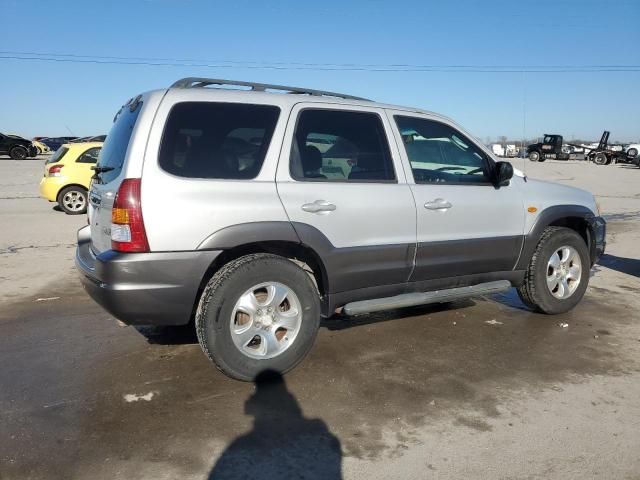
[276,104,417,294]
[388,112,525,283]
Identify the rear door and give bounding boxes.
[276,103,417,294]
[388,111,525,283]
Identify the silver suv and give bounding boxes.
[76,78,606,380]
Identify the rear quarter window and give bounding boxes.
[96,101,142,184]
[46,146,69,164]
[159,102,280,179]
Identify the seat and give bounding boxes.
[301,145,326,179]
[348,153,389,180]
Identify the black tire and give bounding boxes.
[628,148,638,158]
[9,146,27,160]
[538,156,546,163]
[196,253,321,381]
[528,151,540,162]
[593,153,608,165]
[57,186,88,215]
[517,227,590,314]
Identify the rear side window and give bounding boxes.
[96,101,142,184]
[159,102,280,179]
[290,109,395,182]
[46,146,69,164]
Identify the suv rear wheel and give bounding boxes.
[9,146,27,160]
[196,253,321,381]
[517,227,590,314]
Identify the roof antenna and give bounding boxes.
[521,71,527,176]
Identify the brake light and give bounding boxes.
[48,164,63,176]
[111,178,149,253]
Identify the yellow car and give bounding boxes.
[32,140,51,155]
[39,142,102,214]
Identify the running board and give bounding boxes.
[342,280,511,316]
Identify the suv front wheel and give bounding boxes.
[196,253,321,381]
[517,226,590,314]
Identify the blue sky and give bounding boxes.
[1,0,639,142]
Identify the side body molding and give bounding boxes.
[516,204,598,269]
[196,221,415,295]
[197,221,300,250]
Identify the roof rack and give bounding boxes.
[170,77,370,101]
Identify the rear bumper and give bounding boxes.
[590,216,606,264]
[39,176,64,201]
[75,226,221,325]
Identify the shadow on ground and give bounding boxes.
[208,370,342,480]
[598,253,640,278]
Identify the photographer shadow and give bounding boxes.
[209,370,342,480]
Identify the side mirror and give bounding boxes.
[495,161,513,186]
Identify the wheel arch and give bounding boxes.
[56,183,88,202]
[194,222,331,317]
[516,205,596,270]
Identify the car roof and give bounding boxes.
[61,141,103,150]
[142,81,457,125]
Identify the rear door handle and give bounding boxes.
[301,200,336,214]
[424,198,452,210]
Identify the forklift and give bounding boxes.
[583,131,635,166]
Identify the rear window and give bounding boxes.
[46,146,69,164]
[96,100,142,184]
[159,102,280,179]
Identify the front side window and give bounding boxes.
[159,102,280,179]
[76,147,101,164]
[291,109,395,182]
[395,116,493,184]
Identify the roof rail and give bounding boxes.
[170,77,370,101]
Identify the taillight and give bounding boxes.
[111,178,149,253]
[48,164,63,176]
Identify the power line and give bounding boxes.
[1,52,639,72]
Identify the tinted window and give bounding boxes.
[291,109,395,182]
[97,102,142,184]
[159,102,280,179]
[76,147,101,164]
[395,116,492,184]
[46,146,69,164]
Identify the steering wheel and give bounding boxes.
[436,166,466,172]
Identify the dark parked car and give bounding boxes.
[70,135,107,143]
[0,133,38,159]
[40,137,78,152]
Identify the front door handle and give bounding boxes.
[424,198,452,210]
[301,200,336,214]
